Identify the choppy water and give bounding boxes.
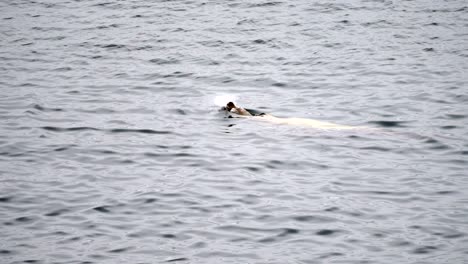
[1,0,468,263]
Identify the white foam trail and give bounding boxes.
[214,94,238,107]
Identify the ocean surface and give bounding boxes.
[1,0,468,263]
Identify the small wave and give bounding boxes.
[148,58,180,65]
[40,126,172,135]
[166,257,188,262]
[369,120,407,127]
[109,128,171,134]
[95,44,128,50]
[316,229,339,236]
[42,126,98,132]
[33,104,63,112]
[249,2,283,7]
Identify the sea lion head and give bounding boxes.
[226,102,236,112]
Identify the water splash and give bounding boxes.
[214,94,238,107]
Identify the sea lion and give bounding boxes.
[222,102,365,130]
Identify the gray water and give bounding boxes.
[1,0,468,263]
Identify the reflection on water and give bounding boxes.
[1,0,467,263]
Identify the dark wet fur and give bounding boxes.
[227,102,236,111]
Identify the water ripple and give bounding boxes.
[1,0,467,263]
[40,126,173,135]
